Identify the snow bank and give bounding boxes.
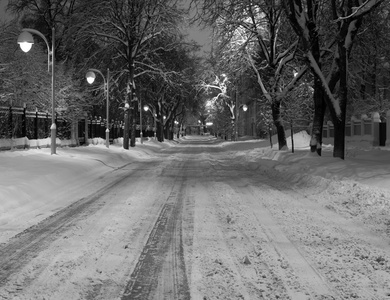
[0,137,78,150]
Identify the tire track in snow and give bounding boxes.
[201,156,339,299]
[0,162,154,290]
[228,177,338,299]
[121,161,191,300]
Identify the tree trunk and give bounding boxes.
[123,108,130,149]
[269,127,273,148]
[310,76,326,155]
[156,100,164,142]
[333,119,345,159]
[170,120,175,140]
[130,103,136,147]
[157,120,164,142]
[290,121,294,153]
[271,100,287,150]
[333,40,348,160]
[129,83,136,147]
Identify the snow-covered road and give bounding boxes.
[1,135,390,299]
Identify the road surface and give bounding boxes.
[1,136,390,299]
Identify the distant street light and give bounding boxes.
[235,103,248,141]
[143,105,157,140]
[86,68,110,148]
[18,28,57,154]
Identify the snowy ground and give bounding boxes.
[1,132,390,299]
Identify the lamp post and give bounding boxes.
[18,27,56,154]
[86,68,110,148]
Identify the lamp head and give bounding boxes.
[86,71,96,84]
[17,31,34,53]
[242,104,248,112]
[143,105,149,112]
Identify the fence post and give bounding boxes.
[92,117,95,138]
[89,118,92,139]
[386,110,390,146]
[84,113,89,146]
[8,106,12,138]
[22,104,26,137]
[372,112,381,146]
[34,108,39,139]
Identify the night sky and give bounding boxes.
[0,0,210,53]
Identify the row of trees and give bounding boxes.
[0,0,203,147]
[2,0,389,158]
[194,0,389,159]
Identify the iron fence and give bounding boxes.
[0,106,71,140]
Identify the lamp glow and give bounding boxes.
[19,42,33,52]
[243,104,248,112]
[17,31,34,52]
[86,71,96,84]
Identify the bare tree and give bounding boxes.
[74,0,185,148]
[348,7,390,118]
[194,0,307,149]
[283,0,385,159]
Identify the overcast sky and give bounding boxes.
[0,0,211,53]
[0,0,9,22]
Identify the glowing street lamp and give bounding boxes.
[143,105,157,140]
[18,28,57,154]
[235,103,248,141]
[17,31,34,52]
[85,71,96,84]
[86,68,110,148]
[138,102,149,144]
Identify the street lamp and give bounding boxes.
[235,103,248,141]
[18,27,56,154]
[143,105,157,140]
[139,100,150,144]
[86,68,110,148]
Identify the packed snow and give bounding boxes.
[1,131,390,244]
[1,131,390,299]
